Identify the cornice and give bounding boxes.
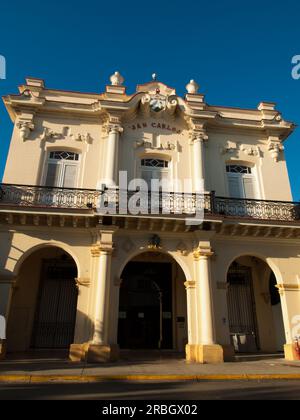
[2,78,295,141]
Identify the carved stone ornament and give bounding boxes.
[39,126,93,144]
[220,141,260,157]
[176,241,189,256]
[40,127,60,141]
[17,121,35,141]
[185,79,199,94]
[134,138,176,151]
[189,128,208,144]
[141,93,178,115]
[148,234,162,250]
[110,71,124,86]
[268,141,284,162]
[72,132,93,144]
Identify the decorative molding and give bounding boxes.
[40,126,93,144]
[148,234,162,250]
[267,140,284,162]
[276,284,300,294]
[17,121,35,141]
[193,246,214,260]
[75,278,91,288]
[71,132,93,144]
[176,241,189,256]
[220,141,260,157]
[40,127,60,141]
[184,281,196,290]
[134,138,177,151]
[189,129,208,144]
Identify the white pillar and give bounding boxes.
[188,246,223,364]
[192,131,207,192]
[92,249,112,345]
[197,250,215,345]
[104,124,123,186]
[184,281,197,345]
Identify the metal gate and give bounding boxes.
[227,264,259,353]
[32,260,78,349]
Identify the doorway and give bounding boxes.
[118,261,173,350]
[31,259,78,349]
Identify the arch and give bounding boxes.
[224,252,283,286]
[7,244,79,353]
[117,249,191,282]
[225,253,286,354]
[13,242,81,278]
[117,249,188,352]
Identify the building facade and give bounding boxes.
[0,73,300,363]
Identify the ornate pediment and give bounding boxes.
[136,81,176,97]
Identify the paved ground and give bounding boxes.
[0,380,300,400]
[0,353,300,379]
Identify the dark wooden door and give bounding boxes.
[32,261,78,349]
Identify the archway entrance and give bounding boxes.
[7,247,78,353]
[227,257,285,354]
[118,253,187,352]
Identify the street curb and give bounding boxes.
[1,374,300,383]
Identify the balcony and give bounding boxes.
[0,183,299,223]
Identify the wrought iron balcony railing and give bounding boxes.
[0,183,299,223]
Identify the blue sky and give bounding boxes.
[1,0,300,198]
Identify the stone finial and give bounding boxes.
[110,71,124,86]
[186,79,199,94]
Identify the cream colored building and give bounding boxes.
[0,73,300,364]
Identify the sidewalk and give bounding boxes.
[0,354,300,383]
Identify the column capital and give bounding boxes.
[103,114,124,136]
[91,244,114,257]
[193,246,214,261]
[107,123,123,135]
[189,130,208,143]
[184,281,196,290]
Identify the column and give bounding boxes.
[0,275,16,359]
[184,281,199,362]
[192,246,224,363]
[191,130,208,192]
[198,250,215,345]
[92,248,112,345]
[278,284,300,361]
[104,123,123,187]
[69,227,119,363]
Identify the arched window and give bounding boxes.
[226,165,256,199]
[45,151,80,188]
[141,158,170,188]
